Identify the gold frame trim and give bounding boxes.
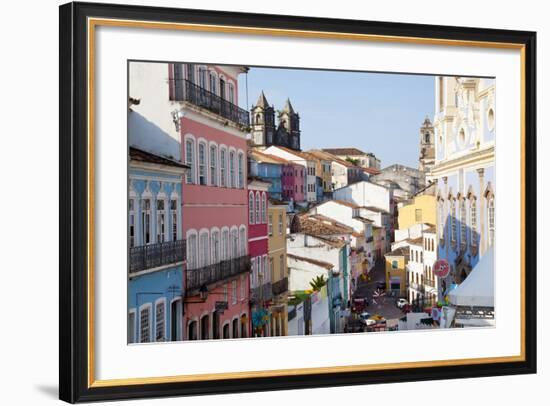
[87,17,527,388]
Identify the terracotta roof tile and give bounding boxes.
[322,148,366,156]
[385,246,410,257]
[250,149,292,165]
[297,216,353,236]
[287,253,334,270]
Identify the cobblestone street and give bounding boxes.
[353,259,404,323]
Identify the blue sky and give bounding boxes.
[239,67,434,169]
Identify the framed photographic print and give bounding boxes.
[59,1,537,403]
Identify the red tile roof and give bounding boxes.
[322,148,366,156]
[287,253,334,270]
[250,149,292,165]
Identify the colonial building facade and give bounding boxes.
[431,76,496,298]
[170,62,251,340]
[268,201,290,336]
[248,178,272,336]
[127,147,189,343]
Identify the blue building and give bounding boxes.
[248,149,285,200]
[127,147,189,343]
[316,177,324,202]
[431,77,495,299]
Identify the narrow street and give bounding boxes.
[353,258,404,322]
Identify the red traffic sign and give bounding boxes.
[434,259,450,278]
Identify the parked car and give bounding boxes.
[396,298,409,309]
[359,312,371,320]
[358,312,376,327]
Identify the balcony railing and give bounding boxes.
[272,277,289,296]
[170,79,250,127]
[186,255,250,294]
[129,239,186,273]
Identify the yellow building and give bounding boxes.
[384,247,409,297]
[398,194,436,230]
[268,201,289,336]
[306,150,334,192]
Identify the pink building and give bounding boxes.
[247,178,272,336]
[282,162,306,203]
[170,63,252,340]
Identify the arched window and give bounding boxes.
[211,230,220,264]
[255,192,261,224]
[488,196,495,246]
[198,66,207,89]
[198,142,207,185]
[228,83,235,104]
[249,192,255,224]
[438,199,445,244]
[185,138,196,184]
[238,152,244,188]
[261,193,267,223]
[219,148,227,187]
[199,231,209,267]
[141,198,152,245]
[230,229,239,258]
[188,320,197,340]
[229,151,236,188]
[156,198,166,243]
[221,228,229,260]
[460,198,467,250]
[470,197,478,247]
[209,144,218,186]
[239,227,246,256]
[425,132,430,143]
[170,198,178,241]
[187,232,197,270]
[209,71,217,94]
[450,198,457,244]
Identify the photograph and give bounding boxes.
[127,61,496,343]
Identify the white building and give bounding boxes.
[264,146,317,202]
[333,180,392,214]
[308,200,374,271]
[129,62,247,161]
[287,233,349,332]
[287,254,340,335]
[398,227,438,305]
[432,76,496,295]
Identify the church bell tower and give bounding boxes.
[250,91,275,148]
[419,116,435,173]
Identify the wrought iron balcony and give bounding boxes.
[186,255,250,294]
[272,277,289,296]
[129,239,186,273]
[170,79,250,127]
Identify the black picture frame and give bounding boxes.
[59,1,537,403]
